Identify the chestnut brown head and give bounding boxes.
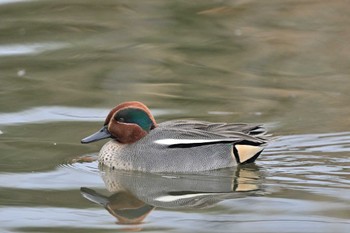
[81,101,157,144]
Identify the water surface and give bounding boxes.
[1,1,350,232]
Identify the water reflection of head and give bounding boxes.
[81,187,154,225]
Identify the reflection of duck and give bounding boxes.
[81,101,269,172]
[81,165,263,223]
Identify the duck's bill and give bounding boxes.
[81,125,111,144]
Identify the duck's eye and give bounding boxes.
[114,113,125,122]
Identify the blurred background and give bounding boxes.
[0,1,350,232]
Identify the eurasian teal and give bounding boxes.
[81,101,268,173]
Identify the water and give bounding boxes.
[1,0,350,232]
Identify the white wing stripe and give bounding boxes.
[154,138,228,145]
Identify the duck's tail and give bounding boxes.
[233,125,269,164]
[233,142,264,164]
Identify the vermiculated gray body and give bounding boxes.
[98,120,268,173]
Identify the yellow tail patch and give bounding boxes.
[234,145,263,163]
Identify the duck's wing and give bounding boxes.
[158,120,267,139]
[153,127,266,147]
[154,121,269,164]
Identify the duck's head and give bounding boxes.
[81,101,157,144]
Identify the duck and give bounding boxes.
[81,101,268,173]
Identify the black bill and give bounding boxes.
[81,125,111,144]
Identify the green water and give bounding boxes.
[1,1,350,232]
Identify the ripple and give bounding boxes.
[60,161,99,174]
[266,132,350,154]
[0,106,180,125]
[0,0,29,5]
[260,132,350,201]
[0,162,103,190]
[0,42,68,56]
